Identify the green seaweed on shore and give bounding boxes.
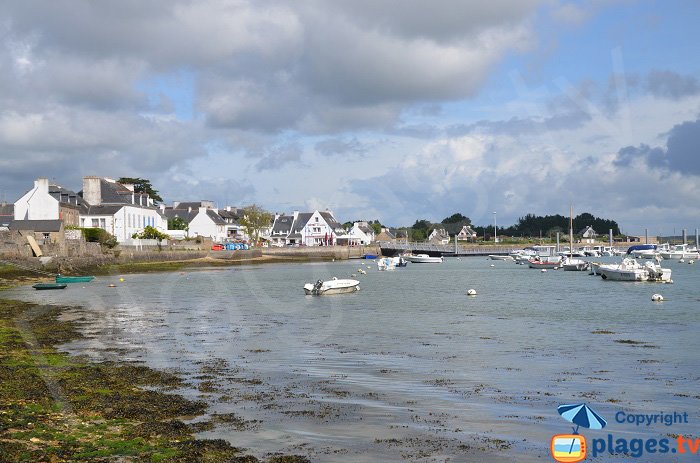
[0,298,308,463]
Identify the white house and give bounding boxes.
[455,225,478,241]
[428,228,450,245]
[579,225,597,244]
[161,201,228,242]
[346,221,375,245]
[14,178,82,226]
[79,177,166,242]
[270,210,346,246]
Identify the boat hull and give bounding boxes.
[488,255,513,261]
[55,276,95,283]
[33,283,68,290]
[304,279,361,295]
[528,260,561,269]
[403,254,443,263]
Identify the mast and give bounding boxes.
[569,205,574,259]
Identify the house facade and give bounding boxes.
[346,221,375,245]
[161,201,228,242]
[455,225,477,241]
[375,227,396,242]
[78,177,166,242]
[579,225,597,244]
[428,228,450,245]
[269,210,346,246]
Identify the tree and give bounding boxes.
[168,216,188,231]
[442,213,470,224]
[117,177,163,203]
[239,204,273,244]
[132,226,169,242]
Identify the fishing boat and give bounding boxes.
[304,278,360,295]
[597,258,672,282]
[33,283,68,290]
[55,275,95,283]
[402,253,443,263]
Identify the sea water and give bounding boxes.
[7,257,700,461]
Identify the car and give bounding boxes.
[211,244,224,251]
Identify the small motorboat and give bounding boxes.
[528,257,562,269]
[598,258,672,282]
[304,277,360,295]
[55,274,95,283]
[488,254,514,261]
[395,257,408,267]
[33,283,68,290]
[377,257,396,271]
[402,253,443,263]
[561,257,589,271]
[658,244,700,260]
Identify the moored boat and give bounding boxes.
[561,257,589,271]
[658,244,700,260]
[377,257,396,271]
[55,275,95,283]
[488,254,514,261]
[33,283,68,290]
[597,258,672,282]
[402,253,443,263]
[304,278,360,295]
[528,257,562,269]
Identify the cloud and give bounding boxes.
[253,143,303,171]
[616,118,700,175]
[647,70,700,100]
[314,137,367,157]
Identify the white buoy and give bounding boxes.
[541,269,547,273]
[467,289,477,296]
[689,260,695,264]
[490,264,495,267]
[651,293,663,302]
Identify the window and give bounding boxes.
[92,219,99,228]
[80,218,85,227]
[43,233,50,240]
[128,214,131,228]
[100,218,106,229]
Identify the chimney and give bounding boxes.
[226,206,231,212]
[34,177,49,194]
[82,176,101,205]
[293,210,299,222]
[198,206,207,215]
[159,204,165,212]
[121,183,135,192]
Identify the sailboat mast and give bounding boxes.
[569,205,574,258]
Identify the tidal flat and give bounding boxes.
[3,256,700,462]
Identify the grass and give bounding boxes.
[0,298,310,463]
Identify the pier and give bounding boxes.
[379,241,520,257]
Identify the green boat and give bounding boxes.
[33,283,68,290]
[55,275,95,283]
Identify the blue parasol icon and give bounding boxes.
[558,403,607,455]
[558,403,607,434]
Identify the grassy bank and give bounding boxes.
[0,299,308,463]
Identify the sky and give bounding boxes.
[0,0,699,236]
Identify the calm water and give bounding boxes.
[7,257,700,461]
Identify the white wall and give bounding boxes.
[188,208,226,242]
[81,206,165,242]
[14,179,60,221]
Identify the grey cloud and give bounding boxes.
[647,70,700,100]
[314,138,366,157]
[615,119,700,175]
[254,143,303,171]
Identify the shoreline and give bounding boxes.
[0,297,310,463]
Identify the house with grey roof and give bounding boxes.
[269,210,346,246]
[455,225,478,241]
[161,201,229,242]
[428,228,450,245]
[375,227,397,242]
[78,177,166,242]
[578,225,597,244]
[346,221,375,245]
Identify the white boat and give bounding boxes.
[511,248,538,264]
[403,253,443,263]
[658,244,700,260]
[561,257,589,271]
[377,257,396,271]
[597,258,672,282]
[488,254,514,261]
[629,243,669,259]
[304,277,360,295]
[592,246,615,256]
[580,246,600,257]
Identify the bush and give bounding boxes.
[81,228,118,249]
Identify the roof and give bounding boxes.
[579,226,596,235]
[9,219,63,232]
[161,208,198,224]
[272,214,295,234]
[49,184,86,210]
[84,205,126,216]
[218,209,242,220]
[206,209,226,225]
[376,229,396,240]
[79,178,150,206]
[319,211,342,230]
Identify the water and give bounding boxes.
[6,257,700,461]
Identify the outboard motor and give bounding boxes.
[312,279,324,295]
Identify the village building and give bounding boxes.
[161,201,228,242]
[428,228,450,245]
[78,177,166,243]
[13,178,82,226]
[0,203,13,230]
[9,219,64,246]
[346,221,376,245]
[579,225,597,244]
[455,225,478,241]
[269,210,346,246]
[375,227,397,243]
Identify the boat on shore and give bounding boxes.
[597,258,672,282]
[304,278,360,295]
[402,253,443,263]
[55,275,95,283]
[33,283,68,290]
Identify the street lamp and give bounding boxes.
[493,211,497,243]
